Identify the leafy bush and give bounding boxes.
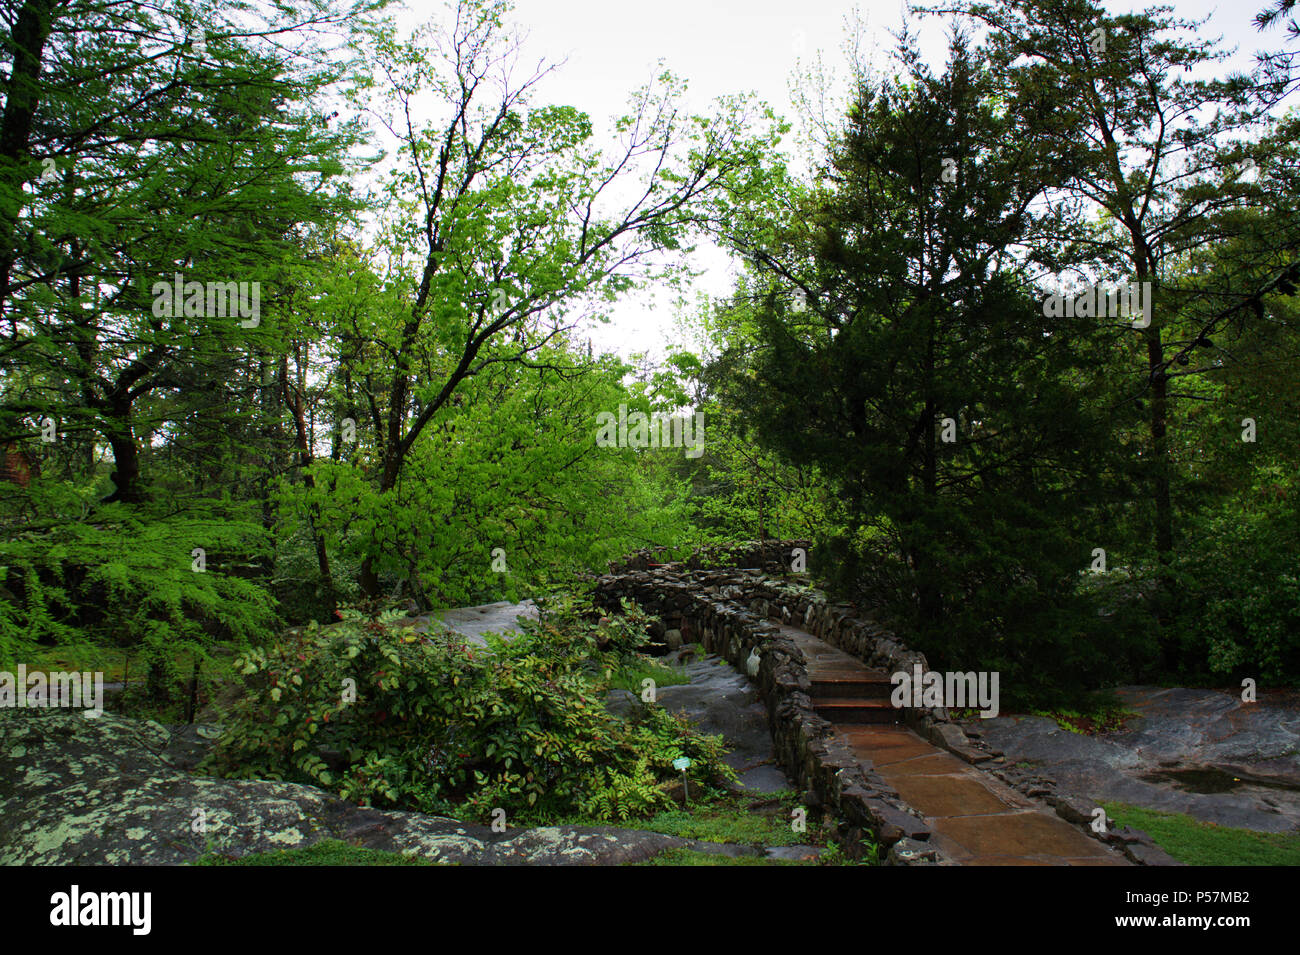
[204,595,734,822]
[0,483,279,667]
[1168,486,1300,684]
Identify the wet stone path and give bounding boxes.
[781,625,1130,866]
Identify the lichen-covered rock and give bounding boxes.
[0,710,693,866]
[885,837,945,866]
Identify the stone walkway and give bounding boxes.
[782,625,1129,866]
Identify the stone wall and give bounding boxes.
[596,562,975,757]
[593,565,943,864]
[593,546,1178,866]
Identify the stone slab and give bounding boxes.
[932,810,1120,861]
[877,752,972,777]
[839,726,938,765]
[883,772,1013,818]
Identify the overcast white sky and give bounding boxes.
[390,0,1291,361]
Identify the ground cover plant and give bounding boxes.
[204,596,735,822]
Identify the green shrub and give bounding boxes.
[204,595,734,822]
[0,483,278,667]
[1168,488,1300,684]
[608,656,691,693]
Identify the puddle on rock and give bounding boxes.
[1141,767,1300,794]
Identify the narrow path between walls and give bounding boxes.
[780,624,1130,866]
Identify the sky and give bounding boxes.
[389,0,1292,361]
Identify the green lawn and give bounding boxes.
[194,839,437,866]
[1103,802,1300,866]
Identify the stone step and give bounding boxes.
[813,697,900,724]
[811,676,895,700]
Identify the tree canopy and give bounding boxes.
[3,0,1299,710]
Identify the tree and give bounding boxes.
[712,32,1130,702]
[929,0,1300,663]
[346,0,777,595]
[0,0,367,503]
[0,0,367,671]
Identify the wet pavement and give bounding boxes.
[607,649,795,795]
[783,626,1129,865]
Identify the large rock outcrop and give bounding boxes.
[0,709,710,866]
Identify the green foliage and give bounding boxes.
[334,1,779,600]
[193,839,436,867]
[817,841,878,866]
[270,522,363,625]
[1029,702,1135,735]
[607,656,690,694]
[708,36,1140,704]
[663,301,836,546]
[0,483,278,667]
[1167,480,1300,683]
[204,595,735,822]
[684,396,833,544]
[4,0,1300,770]
[584,793,819,847]
[284,348,697,611]
[1102,802,1300,866]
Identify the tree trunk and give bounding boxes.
[0,0,58,323]
[281,355,332,587]
[103,424,144,504]
[1137,253,1177,666]
[1145,332,1174,561]
[916,318,942,631]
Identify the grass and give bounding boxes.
[635,809,801,845]
[548,789,820,846]
[637,848,810,866]
[607,654,691,693]
[193,839,437,866]
[1102,802,1300,866]
[553,789,880,865]
[1031,704,1135,735]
